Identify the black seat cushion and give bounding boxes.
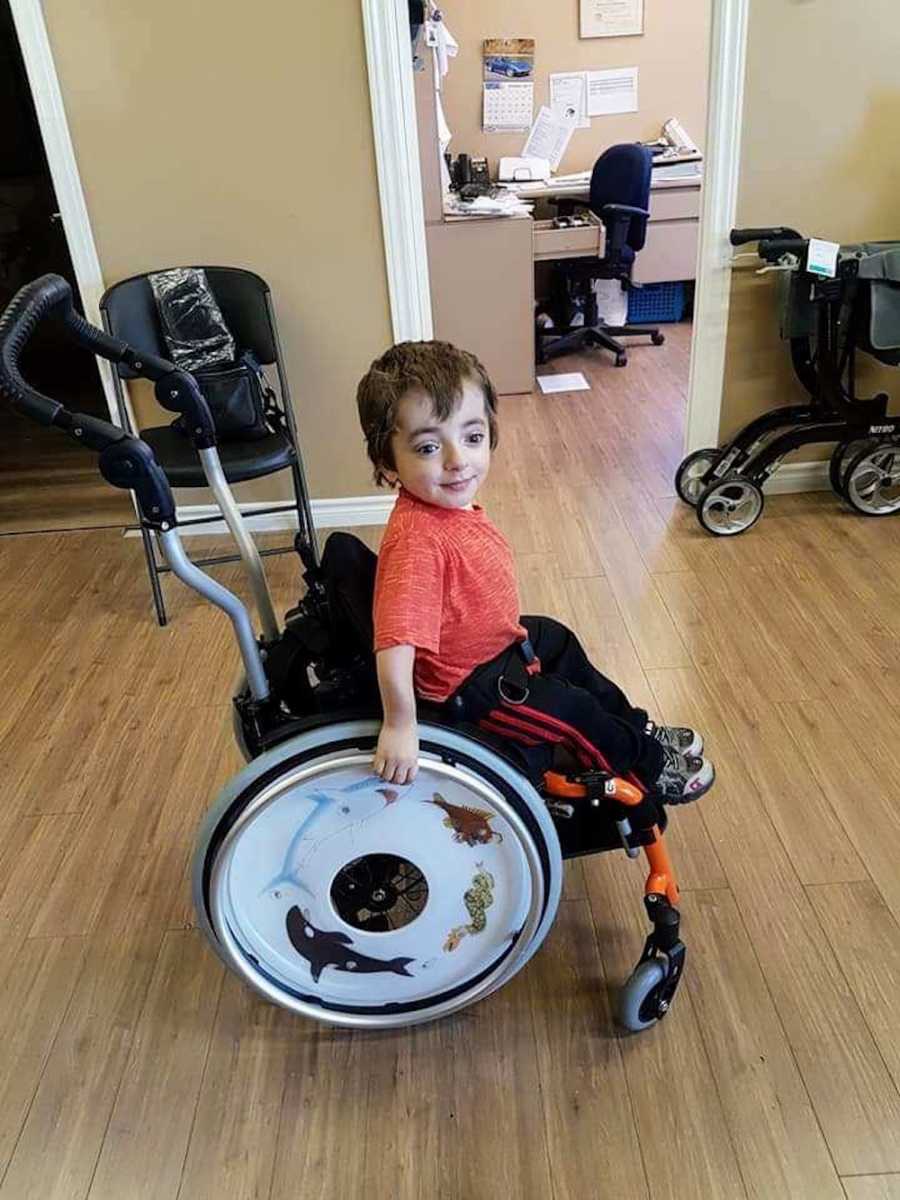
[140,425,296,486]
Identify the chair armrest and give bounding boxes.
[600,203,650,220]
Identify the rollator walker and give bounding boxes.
[0,274,699,1031]
[676,228,900,534]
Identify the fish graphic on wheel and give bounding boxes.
[286,906,415,982]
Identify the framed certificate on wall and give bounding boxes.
[579,0,644,39]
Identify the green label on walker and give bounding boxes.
[806,238,839,278]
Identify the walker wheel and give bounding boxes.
[843,441,900,516]
[651,332,666,346]
[615,353,628,368]
[697,475,764,536]
[675,447,722,507]
[618,958,668,1031]
[829,437,878,499]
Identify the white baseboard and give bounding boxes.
[765,460,829,495]
[127,463,826,540]
[125,494,396,538]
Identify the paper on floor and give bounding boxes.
[537,372,590,394]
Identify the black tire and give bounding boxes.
[843,442,900,517]
[829,437,878,500]
[615,353,627,368]
[675,447,721,507]
[651,332,665,346]
[697,475,764,536]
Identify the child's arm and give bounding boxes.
[373,644,419,784]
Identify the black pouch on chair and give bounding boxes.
[173,350,273,441]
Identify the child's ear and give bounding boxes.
[381,466,400,488]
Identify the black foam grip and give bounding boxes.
[730,226,802,246]
[0,274,129,425]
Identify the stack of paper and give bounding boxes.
[444,191,533,218]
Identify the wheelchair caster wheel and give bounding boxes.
[843,441,900,516]
[615,353,627,368]
[618,958,669,1031]
[829,437,878,499]
[675,447,722,507]
[697,475,764,536]
[651,332,665,346]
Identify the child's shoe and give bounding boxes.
[645,720,703,757]
[654,746,715,803]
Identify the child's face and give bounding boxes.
[384,378,491,509]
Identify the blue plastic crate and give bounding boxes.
[627,281,685,324]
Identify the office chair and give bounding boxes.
[537,143,665,368]
[100,266,318,626]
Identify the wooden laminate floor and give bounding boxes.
[1,324,899,1199]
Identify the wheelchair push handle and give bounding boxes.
[0,275,177,530]
[0,273,219,448]
[0,274,272,701]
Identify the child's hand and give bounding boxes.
[374,721,419,784]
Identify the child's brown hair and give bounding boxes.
[356,340,499,486]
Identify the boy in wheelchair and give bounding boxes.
[356,340,715,801]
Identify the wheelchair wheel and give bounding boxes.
[193,718,563,1028]
[843,442,900,516]
[675,447,721,507]
[829,437,878,499]
[697,475,764,536]
[618,958,668,1032]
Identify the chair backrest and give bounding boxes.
[99,266,278,380]
[589,144,653,254]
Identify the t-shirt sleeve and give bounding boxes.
[373,528,444,653]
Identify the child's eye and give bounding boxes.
[415,442,439,456]
[467,432,485,445]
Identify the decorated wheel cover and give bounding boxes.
[194,720,562,1027]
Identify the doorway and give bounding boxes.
[0,1,130,534]
[363,0,750,464]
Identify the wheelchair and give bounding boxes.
[0,274,693,1031]
[676,227,900,535]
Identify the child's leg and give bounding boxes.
[522,615,649,731]
[482,670,664,782]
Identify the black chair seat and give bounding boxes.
[140,424,296,486]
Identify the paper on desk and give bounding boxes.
[587,67,638,116]
[537,372,590,394]
[522,106,574,172]
[549,72,590,129]
[444,191,533,218]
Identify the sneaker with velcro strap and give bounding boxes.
[654,746,715,804]
[645,719,704,758]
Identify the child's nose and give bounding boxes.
[444,445,465,470]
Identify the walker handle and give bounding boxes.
[730,226,802,247]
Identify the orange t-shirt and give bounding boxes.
[373,488,527,702]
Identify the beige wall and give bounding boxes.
[438,0,710,176]
[44,0,392,501]
[720,0,900,443]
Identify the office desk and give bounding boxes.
[506,171,703,285]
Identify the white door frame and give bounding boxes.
[8,0,119,425]
[363,0,750,456]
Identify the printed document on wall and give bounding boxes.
[522,106,575,172]
[549,72,590,129]
[580,0,643,38]
[587,67,638,116]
